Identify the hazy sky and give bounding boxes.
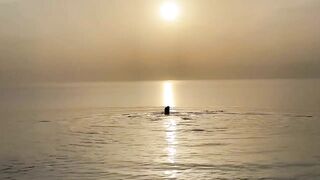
[0,0,319,82]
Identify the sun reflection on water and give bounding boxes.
[165,118,177,163]
[163,81,175,107]
[163,116,178,178]
[162,81,178,178]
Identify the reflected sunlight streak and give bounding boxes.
[162,81,177,178]
[163,116,178,178]
[163,81,175,107]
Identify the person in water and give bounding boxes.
[164,106,170,115]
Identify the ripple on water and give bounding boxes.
[1,108,319,179]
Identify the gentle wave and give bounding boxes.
[0,107,319,179]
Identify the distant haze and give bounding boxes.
[0,0,320,83]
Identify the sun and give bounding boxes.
[160,1,180,22]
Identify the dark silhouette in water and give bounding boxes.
[164,106,170,115]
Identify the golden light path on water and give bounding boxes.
[163,81,175,107]
[162,81,178,178]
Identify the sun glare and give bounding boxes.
[160,1,180,22]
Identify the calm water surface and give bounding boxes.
[1,79,320,179]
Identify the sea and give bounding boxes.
[1,79,320,179]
